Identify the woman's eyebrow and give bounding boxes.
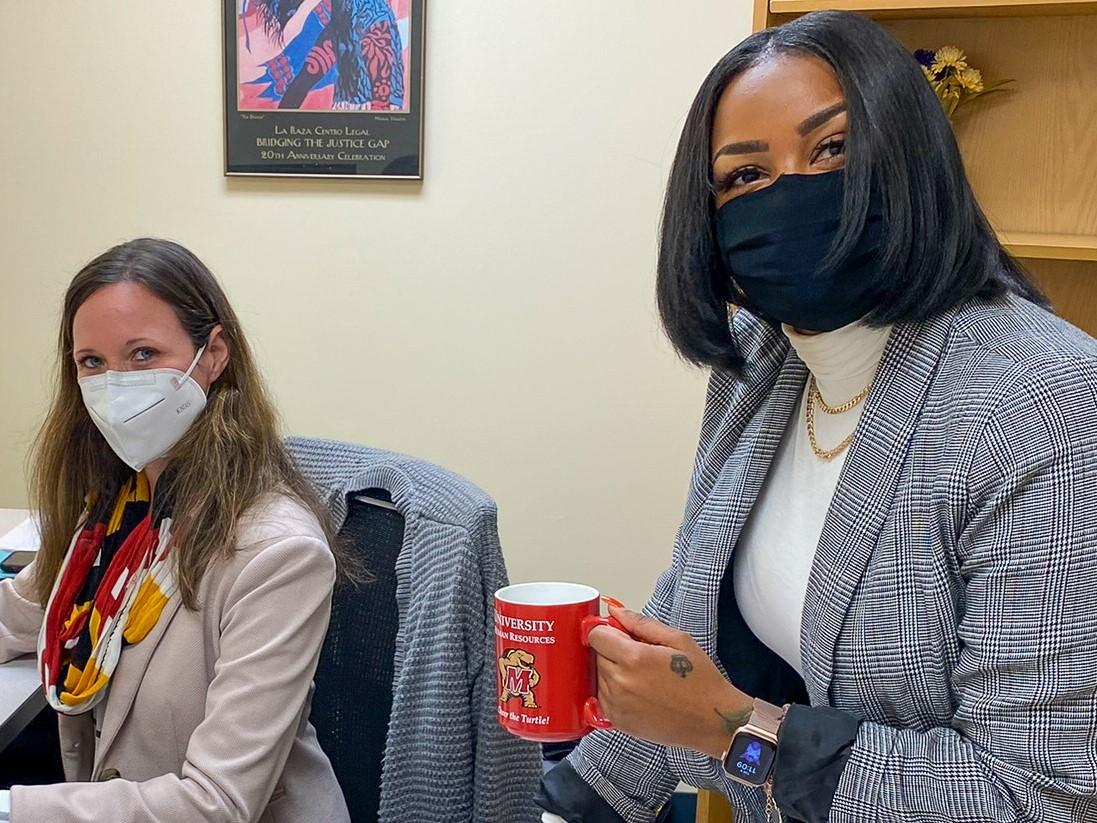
[797,102,847,136]
[712,139,769,162]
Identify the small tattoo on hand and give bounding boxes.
[670,654,694,678]
[716,707,751,735]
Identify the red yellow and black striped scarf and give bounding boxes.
[38,474,177,715]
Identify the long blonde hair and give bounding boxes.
[29,238,342,609]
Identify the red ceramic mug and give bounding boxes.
[494,581,625,742]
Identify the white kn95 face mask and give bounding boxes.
[78,345,208,472]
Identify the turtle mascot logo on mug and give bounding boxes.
[498,648,541,709]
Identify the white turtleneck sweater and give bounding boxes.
[733,320,892,676]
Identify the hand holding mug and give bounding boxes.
[586,606,754,760]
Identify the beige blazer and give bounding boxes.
[0,493,351,823]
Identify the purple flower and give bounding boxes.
[914,49,935,68]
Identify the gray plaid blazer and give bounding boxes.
[285,439,543,823]
[564,294,1097,822]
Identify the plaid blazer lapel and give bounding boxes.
[684,351,807,660]
[800,309,957,706]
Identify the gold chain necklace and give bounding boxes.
[811,376,870,415]
[805,375,870,461]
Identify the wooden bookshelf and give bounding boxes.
[999,233,1097,263]
[769,0,1097,18]
[696,790,734,823]
[1026,260,1097,332]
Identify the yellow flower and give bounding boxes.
[958,67,984,93]
[931,45,968,75]
[921,65,937,83]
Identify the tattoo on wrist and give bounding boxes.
[670,654,694,679]
[715,706,751,736]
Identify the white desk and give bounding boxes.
[0,508,45,750]
[0,510,29,539]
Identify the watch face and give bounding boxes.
[724,731,776,787]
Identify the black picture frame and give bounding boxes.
[223,0,425,180]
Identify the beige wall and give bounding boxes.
[0,2,751,607]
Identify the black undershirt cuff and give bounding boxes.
[772,703,860,823]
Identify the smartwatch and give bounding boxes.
[721,699,787,787]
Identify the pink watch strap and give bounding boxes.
[751,699,788,735]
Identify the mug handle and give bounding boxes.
[583,696,614,730]
[579,614,625,646]
[580,609,628,731]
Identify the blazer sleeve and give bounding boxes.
[0,563,45,662]
[823,362,1097,822]
[12,533,336,823]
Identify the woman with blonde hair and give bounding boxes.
[0,238,350,823]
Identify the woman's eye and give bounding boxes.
[716,166,766,193]
[814,137,846,164]
[133,348,157,363]
[78,356,103,370]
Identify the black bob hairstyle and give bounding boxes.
[656,11,1045,370]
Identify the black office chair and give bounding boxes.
[310,490,403,823]
[0,707,64,789]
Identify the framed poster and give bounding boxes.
[223,0,425,179]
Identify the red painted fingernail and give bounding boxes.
[602,595,626,610]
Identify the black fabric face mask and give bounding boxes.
[714,170,885,332]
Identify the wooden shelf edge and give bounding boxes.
[999,233,1097,262]
[769,0,1097,18]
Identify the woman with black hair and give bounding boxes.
[539,11,1097,823]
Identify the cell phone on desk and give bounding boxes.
[0,551,35,575]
